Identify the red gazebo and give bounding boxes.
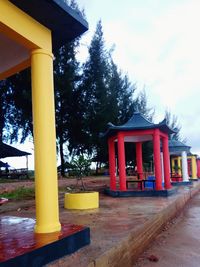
[103,112,175,195]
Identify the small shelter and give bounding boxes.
[103,112,175,196]
[0,0,88,234]
[0,1,90,265]
[0,142,30,158]
[168,140,197,181]
[0,142,31,178]
[0,161,10,168]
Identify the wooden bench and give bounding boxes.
[0,168,29,179]
[126,179,156,190]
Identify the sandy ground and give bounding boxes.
[133,192,200,267]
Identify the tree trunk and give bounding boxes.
[95,162,99,175]
[0,94,4,143]
[59,136,65,177]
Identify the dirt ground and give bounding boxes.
[133,192,200,267]
[0,176,110,214]
[1,178,200,267]
[0,176,110,194]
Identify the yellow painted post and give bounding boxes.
[177,156,181,176]
[171,158,175,174]
[191,155,197,179]
[31,48,61,233]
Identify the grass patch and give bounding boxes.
[0,178,20,183]
[1,187,35,200]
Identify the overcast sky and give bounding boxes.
[76,0,200,155]
[4,0,200,169]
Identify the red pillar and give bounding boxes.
[153,129,163,190]
[108,137,116,190]
[117,132,126,191]
[197,159,200,178]
[162,137,172,189]
[136,142,143,180]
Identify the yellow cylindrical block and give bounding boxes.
[31,48,61,233]
[64,192,99,210]
[191,156,197,179]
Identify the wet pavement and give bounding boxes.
[133,191,200,267]
[0,216,89,266]
[0,177,200,267]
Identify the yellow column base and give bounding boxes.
[64,192,99,210]
[35,222,61,234]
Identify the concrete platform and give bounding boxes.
[48,181,200,267]
[133,190,200,267]
[172,181,193,186]
[105,187,177,197]
[1,178,200,267]
[0,217,90,267]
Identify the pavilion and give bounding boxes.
[0,1,90,265]
[168,139,197,183]
[103,112,176,197]
[0,142,31,177]
[0,142,30,158]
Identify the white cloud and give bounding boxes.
[76,0,200,154]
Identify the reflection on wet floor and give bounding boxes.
[0,216,88,265]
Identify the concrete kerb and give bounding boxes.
[88,182,200,267]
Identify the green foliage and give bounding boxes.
[70,155,92,176]
[135,89,154,121]
[0,4,163,173]
[1,187,35,200]
[53,0,86,176]
[0,80,11,142]
[76,20,137,169]
[4,69,32,143]
[164,109,185,142]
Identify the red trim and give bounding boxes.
[119,129,154,137]
[162,137,172,189]
[136,142,143,180]
[117,132,126,191]
[108,138,116,190]
[160,132,168,139]
[153,129,163,190]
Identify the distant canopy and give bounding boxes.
[0,142,31,158]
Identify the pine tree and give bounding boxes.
[80,21,111,164]
[164,109,185,142]
[108,60,136,124]
[54,0,86,176]
[0,80,12,142]
[135,89,154,121]
[54,39,82,176]
[3,69,33,143]
[79,21,137,170]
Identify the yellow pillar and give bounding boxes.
[191,155,197,179]
[171,158,175,174]
[31,48,61,233]
[177,156,181,176]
